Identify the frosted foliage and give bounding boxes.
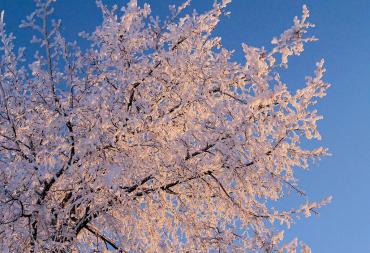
[0,1,330,252]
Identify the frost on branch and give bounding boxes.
[0,1,330,252]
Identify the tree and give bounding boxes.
[0,0,331,252]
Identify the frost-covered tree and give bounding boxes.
[0,0,330,252]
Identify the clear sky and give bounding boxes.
[1,0,369,252]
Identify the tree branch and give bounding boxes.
[84,224,127,253]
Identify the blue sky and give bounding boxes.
[1,0,369,252]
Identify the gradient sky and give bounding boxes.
[1,0,369,252]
